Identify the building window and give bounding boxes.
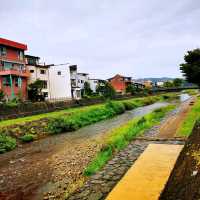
[81,80,84,83]
[3,76,11,86]
[0,47,6,56]
[30,69,34,73]
[57,71,61,75]
[40,69,46,74]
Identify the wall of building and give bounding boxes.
[0,76,27,100]
[89,79,98,93]
[48,65,72,100]
[109,76,126,93]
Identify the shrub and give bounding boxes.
[0,134,16,153]
[105,101,126,114]
[20,134,36,143]
[122,101,137,110]
[47,118,66,134]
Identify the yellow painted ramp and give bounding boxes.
[106,144,183,200]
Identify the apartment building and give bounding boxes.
[25,55,50,98]
[108,74,132,94]
[0,38,29,100]
[69,65,90,99]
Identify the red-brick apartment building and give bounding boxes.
[0,38,29,100]
[108,74,132,94]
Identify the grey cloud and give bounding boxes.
[1,0,200,79]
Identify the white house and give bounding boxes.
[48,64,72,101]
[89,79,106,93]
[69,65,89,99]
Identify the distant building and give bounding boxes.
[69,65,90,99]
[89,79,106,93]
[25,55,50,99]
[142,80,153,88]
[133,82,145,90]
[108,74,132,94]
[155,81,164,87]
[0,38,29,100]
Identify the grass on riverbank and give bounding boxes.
[177,97,200,136]
[0,93,178,153]
[84,105,175,176]
[0,93,177,128]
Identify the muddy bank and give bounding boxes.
[0,102,168,200]
[159,121,200,200]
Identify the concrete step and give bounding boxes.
[106,144,183,200]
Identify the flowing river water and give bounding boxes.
[0,95,190,200]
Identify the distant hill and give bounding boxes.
[135,77,175,84]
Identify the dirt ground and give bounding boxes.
[157,96,196,138]
[159,121,200,200]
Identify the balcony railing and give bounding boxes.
[0,68,30,77]
[0,55,26,64]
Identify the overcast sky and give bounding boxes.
[1,0,200,79]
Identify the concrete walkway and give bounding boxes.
[106,144,183,200]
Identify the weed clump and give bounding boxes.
[0,134,16,153]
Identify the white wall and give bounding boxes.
[48,65,72,100]
[89,79,98,92]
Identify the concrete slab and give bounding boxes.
[106,144,183,200]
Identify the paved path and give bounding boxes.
[106,144,183,200]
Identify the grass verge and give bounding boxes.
[0,93,178,154]
[177,97,200,136]
[84,105,175,176]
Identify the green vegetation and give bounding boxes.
[47,96,163,135]
[0,134,16,153]
[180,48,200,87]
[0,95,170,128]
[177,97,200,136]
[84,105,175,176]
[20,134,36,143]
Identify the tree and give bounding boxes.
[83,82,93,96]
[163,81,174,88]
[126,84,137,95]
[96,82,116,98]
[173,78,183,87]
[28,79,45,101]
[180,48,200,87]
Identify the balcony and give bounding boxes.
[0,55,26,64]
[0,67,30,77]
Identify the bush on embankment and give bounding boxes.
[84,105,175,176]
[0,134,16,153]
[0,94,176,153]
[47,96,160,135]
